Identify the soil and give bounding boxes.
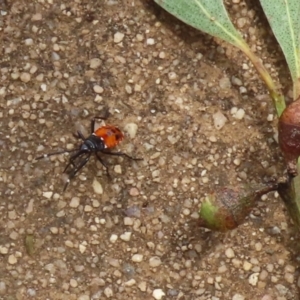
[0,0,299,299]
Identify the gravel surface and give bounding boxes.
[0,0,300,299]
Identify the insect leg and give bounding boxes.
[35,149,78,160]
[95,152,111,177]
[63,154,91,192]
[100,150,143,161]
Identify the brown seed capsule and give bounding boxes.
[278,98,300,176]
[198,183,278,232]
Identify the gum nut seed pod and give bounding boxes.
[278,98,300,176]
[198,183,278,232]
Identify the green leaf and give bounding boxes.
[260,0,300,99]
[154,0,286,115]
[153,0,245,48]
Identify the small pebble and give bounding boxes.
[149,256,162,268]
[225,248,235,258]
[124,217,134,226]
[146,38,155,45]
[124,279,136,286]
[213,111,227,130]
[132,254,143,262]
[92,178,103,194]
[42,191,53,199]
[90,58,101,69]
[0,246,8,254]
[243,261,252,271]
[69,197,80,208]
[138,281,147,292]
[8,254,17,264]
[124,123,138,138]
[114,32,124,43]
[232,294,245,300]
[129,187,139,196]
[70,279,78,288]
[125,84,132,94]
[78,295,89,300]
[249,273,259,286]
[20,72,31,83]
[120,232,132,241]
[219,77,231,89]
[152,289,165,300]
[233,108,245,120]
[93,85,103,94]
[104,287,113,297]
[114,165,122,174]
[110,234,118,243]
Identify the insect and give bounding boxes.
[36,116,142,191]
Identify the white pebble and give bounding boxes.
[40,83,47,91]
[248,272,259,286]
[93,85,103,94]
[92,178,103,194]
[147,38,155,45]
[0,246,8,254]
[213,111,227,130]
[267,114,273,121]
[232,294,245,300]
[20,72,31,83]
[124,279,136,286]
[132,254,143,262]
[243,261,252,271]
[125,84,132,94]
[24,38,33,46]
[79,244,86,254]
[8,254,17,264]
[89,58,101,69]
[42,191,53,199]
[233,108,245,120]
[149,256,162,268]
[225,248,235,258]
[114,32,124,43]
[120,232,132,241]
[233,158,241,166]
[114,165,122,174]
[104,287,113,297]
[124,123,138,138]
[152,289,165,300]
[110,234,118,243]
[69,197,80,208]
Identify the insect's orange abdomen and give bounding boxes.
[94,125,124,148]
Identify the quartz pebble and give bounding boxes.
[92,178,103,194]
[152,289,165,300]
[149,256,162,268]
[124,123,138,138]
[225,248,235,258]
[93,85,103,94]
[213,111,227,130]
[120,232,132,241]
[249,273,259,286]
[232,294,245,300]
[8,254,17,264]
[69,197,80,208]
[132,254,143,262]
[90,58,101,69]
[114,32,124,43]
[20,72,31,83]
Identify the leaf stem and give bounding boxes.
[237,41,286,116]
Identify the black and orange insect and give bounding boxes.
[36,116,142,191]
